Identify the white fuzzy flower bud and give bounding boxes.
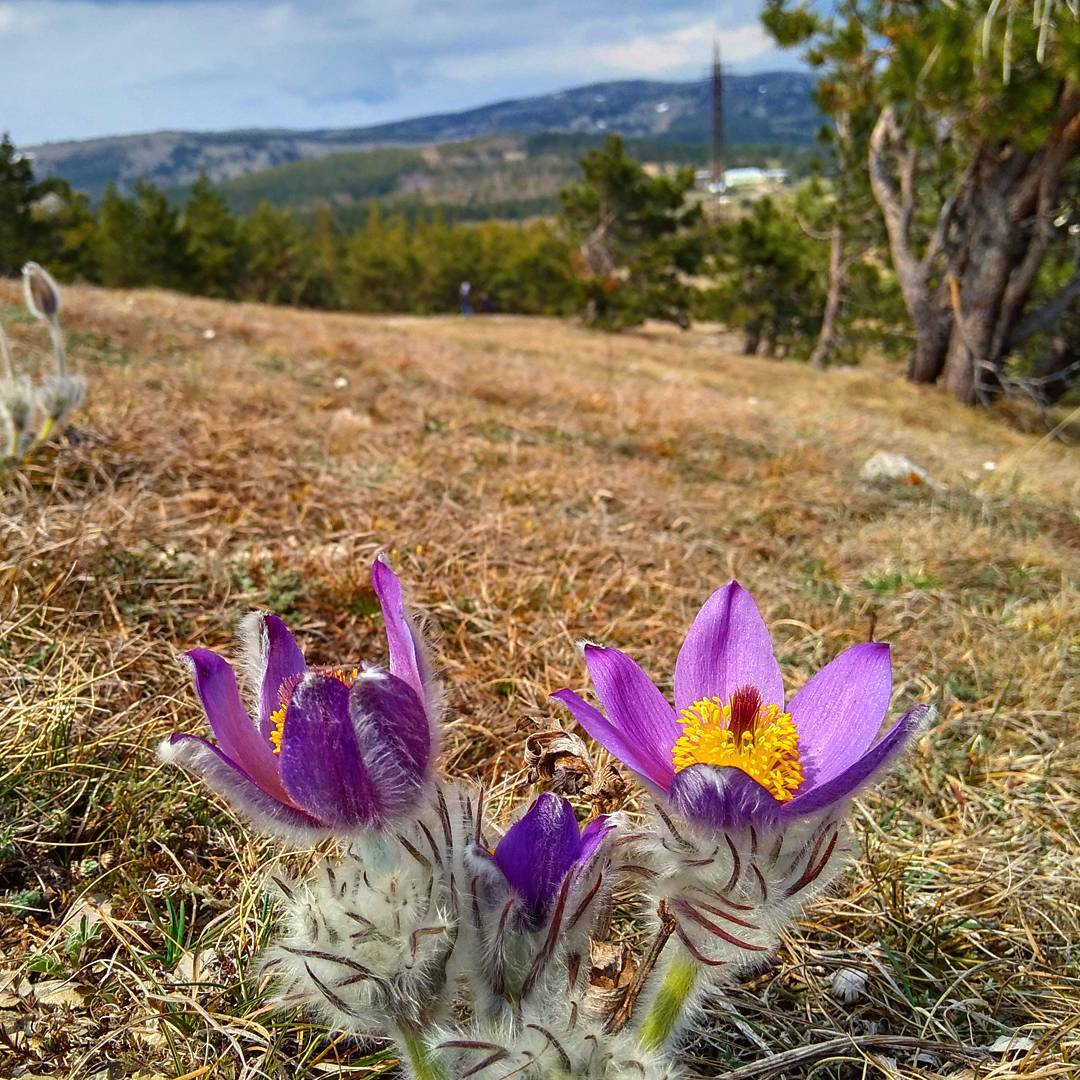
[642,803,851,976]
[38,373,86,425]
[1,376,39,458]
[21,262,68,377]
[22,262,62,322]
[431,999,686,1079]
[461,811,622,1021]
[263,784,473,1035]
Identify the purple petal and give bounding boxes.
[257,614,307,736]
[573,815,617,882]
[349,668,431,820]
[551,687,671,792]
[673,582,784,712]
[278,674,380,830]
[668,765,780,830]
[782,705,928,817]
[161,734,326,837]
[582,645,680,786]
[494,793,582,926]
[371,557,429,708]
[184,649,288,802]
[788,643,892,787]
[578,816,615,864]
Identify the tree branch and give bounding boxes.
[997,109,1080,351]
[1008,265,1080,349]
[869,106,923,298]
[922,155,978,274]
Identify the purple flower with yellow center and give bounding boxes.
[553,582,927,829]
[160,557,440,839]
[490,793,614,928]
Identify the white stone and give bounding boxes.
[860,451,930,485]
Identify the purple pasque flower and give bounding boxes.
[553,582,927,830]
[491,793,614,928]
[160,556,440,839]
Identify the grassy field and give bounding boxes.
[1,282,1077,1079]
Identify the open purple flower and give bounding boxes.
[160,556,440,839]
[491,793,614,928]
[553,582,927,830]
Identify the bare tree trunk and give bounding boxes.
[941,188,1013,404]
[742,318,762,355]
[760,316,780,357]
[869,107,958,386]
[808,229,844,369]
[908,305,953,382]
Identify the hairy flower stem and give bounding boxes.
[395,1022,447,1080]
[0,327,13,380]
[48,320,66,377]
[636,954,698,1053]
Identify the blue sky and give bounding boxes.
[0,1,803,145]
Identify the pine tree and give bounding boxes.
[182,174,242,298]
[132,181,192,289]
[94,184,144,286]
[342,204,418,312]
[240,202,315,306]
[703,193,825,358]
[42,185,100,283]
[559,135,702,329]
[0,132,51,275]
[765,1,1080,404]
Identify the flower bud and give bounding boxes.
[21,262,62,322]
[38,374,86,424]
[1,376,38,458]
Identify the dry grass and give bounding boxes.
[1,282,1077,1079]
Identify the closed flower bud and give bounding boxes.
[21,262,62,322]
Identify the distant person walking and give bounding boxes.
[459,280,473,316]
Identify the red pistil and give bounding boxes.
[728,685,763,740]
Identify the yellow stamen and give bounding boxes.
[267,666,360,755]
[268,703,287,754]
[671,691,803,801]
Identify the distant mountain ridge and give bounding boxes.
[24,72,820,199]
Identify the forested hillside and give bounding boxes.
[207,134,817,224]
[24,71,820,199]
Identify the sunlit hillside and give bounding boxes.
[1,283,1077,1077]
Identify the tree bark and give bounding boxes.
[869,91,1080,405]
[742,319,762,355]
[808,228,844,369]
[869,107,957,384]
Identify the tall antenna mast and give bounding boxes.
[711,39,725,191]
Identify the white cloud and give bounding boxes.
[1,0,797,145]
[0,3,26,35]
[592,20,774,74]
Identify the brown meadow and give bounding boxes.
[1,283,1077,1078]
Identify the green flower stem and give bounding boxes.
[394,1022,446,1080]
[637,955,698,1052]
[34,415,55,444]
